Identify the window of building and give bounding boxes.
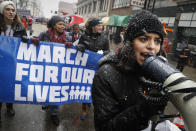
[179,12,196,27]
[113,0,129,9]
[193,12,196,20]
[180,13,192,20]
[99,0,108,12]
[159,17,175,27]
[81,7,83,14]
[99,0,104,11]
[82,6,85,14]
[78,8,81,15]
[88,3,92,13]
[93,1,97,12]
[84,5,87,14]
[104,0,109,11]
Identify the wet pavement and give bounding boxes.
[0,24,195,131]
[0,103,95,131]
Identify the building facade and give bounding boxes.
[58,1,77,15]
[108,0,131,16]
[76,0,196,67]
[9,0,41,17]
[76,0,110,22]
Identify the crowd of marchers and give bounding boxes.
[0,1,188,131]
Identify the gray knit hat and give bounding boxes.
[124,10,164,43]
[0,1,16,14]
[47,15,64,28]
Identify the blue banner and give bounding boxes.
[0,36,103,105]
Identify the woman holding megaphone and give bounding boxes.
[92,10,169,131]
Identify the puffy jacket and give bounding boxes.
[77,30,109,52]
[92,52,160,131]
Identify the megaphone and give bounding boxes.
[141,55,196,131]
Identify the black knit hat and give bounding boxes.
[124,10,164,43]
[89,19,102,27]
[47,15,64,28]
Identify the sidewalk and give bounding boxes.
[168,59,196,81]
[32,24,47,37]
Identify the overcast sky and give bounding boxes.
[41,0,78,18]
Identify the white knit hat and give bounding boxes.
[0,1,16,14]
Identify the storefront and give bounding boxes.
[107,15,130,44]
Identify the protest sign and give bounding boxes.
[0,36,103,105]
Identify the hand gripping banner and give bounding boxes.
[0,36,103,105]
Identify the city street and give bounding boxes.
[0,24,195,131]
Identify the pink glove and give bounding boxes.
[32,37,40,46]
[65,42,72,48]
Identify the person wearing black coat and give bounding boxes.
[38,15,72,126]
[0,1,27,121]
[66,24,82,43]
[92,10,168,131]
[176,47,191,72]
[76,18,109,53]
[76,18,109,120]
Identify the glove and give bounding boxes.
[64,42,72,48]
[21,36,29,43]
[32,37,40,46]
[76,45,85,52]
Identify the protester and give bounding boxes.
[76,18,109,53]
[92,10,168,131]
[21,16,28,30]
[0,1,27,122]
[120,27,126,43]
[66,23,82,43]
[27,16,33,36]
[176,47,191,72]
[38,15,72,126]
[76,18,109,120]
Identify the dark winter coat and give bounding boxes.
[66,31,82,43]
[39,31,50,41]
[77,30,109,52]
[92,52,159,131]
[39,30,70,43]
[178,48,191,65]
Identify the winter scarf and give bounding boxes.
[48,28,66,44]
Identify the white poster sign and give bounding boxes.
[131,0,145,8]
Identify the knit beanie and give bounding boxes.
[124,10,164,43]
[89,19,102,27]
[47,15,64,28]
[0,1,16,14]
